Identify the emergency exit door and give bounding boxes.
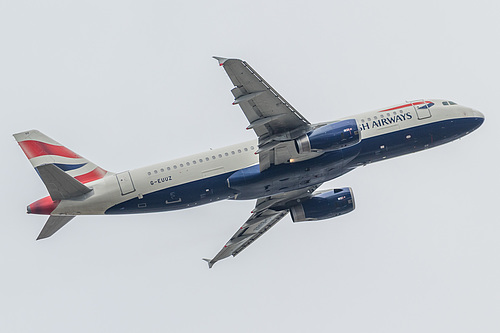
[116,171,136,195]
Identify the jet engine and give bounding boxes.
[295,119,360,154]
[290,187,355,222]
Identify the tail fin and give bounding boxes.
[13,130,109,185]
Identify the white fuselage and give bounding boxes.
[50,99,483,216]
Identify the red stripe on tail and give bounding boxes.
[18,140,81,159]
[75,167,107,184]
[28,196,60,215]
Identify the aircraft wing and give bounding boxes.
[214,57,316,171]
[203,185,320,268]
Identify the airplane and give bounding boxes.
[14,57,484,268]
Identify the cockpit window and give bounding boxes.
[449,101,457,105]
[442,101,449,105]
[442,101,457,106]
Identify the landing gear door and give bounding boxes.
[412,101,432,120]
[116,171,136,195]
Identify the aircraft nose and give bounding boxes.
[472,109,485,120]
[466,109,484,132]
[472,109,485,126]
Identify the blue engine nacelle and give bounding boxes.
[290,187,355,222]
[295,119,360,154]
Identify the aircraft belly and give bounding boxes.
[228,148,359,200]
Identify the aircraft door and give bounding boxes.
[116,171,136,195]
[412,101,432,120]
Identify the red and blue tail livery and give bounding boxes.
[14,57,484,267]
[14,130,108,184]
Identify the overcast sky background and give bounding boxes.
[1,1,499,332]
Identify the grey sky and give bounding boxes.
[1,1,499,332]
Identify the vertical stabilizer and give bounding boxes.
[13,130,110,184]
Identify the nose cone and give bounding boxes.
[471,109,485,127]
[472,109,485,121]
[464,109,484,134]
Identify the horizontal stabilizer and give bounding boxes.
[36,164,92,200]
[37,215,75,240]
